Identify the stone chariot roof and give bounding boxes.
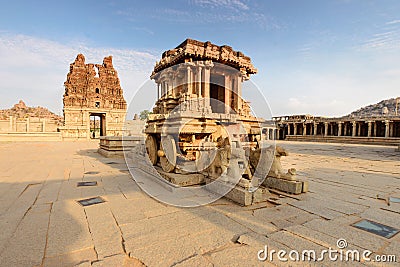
[152,39,257,77]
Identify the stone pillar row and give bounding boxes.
[284,120,398,138]
[156,62,243,114]
[262,127,282,140]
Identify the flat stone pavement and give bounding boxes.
[0,140,399,267]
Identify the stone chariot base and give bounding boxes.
[99,138,309,206]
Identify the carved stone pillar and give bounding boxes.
[167,81,171,96]
[170,75,175,97]
[237,75,242,112]
[162,81,166,96]
[373,121,377,137]
[224,76,231,113]
[186,67,192,95]
[344,123,348,136]
[385,120,390,138]
[293,123,297,135]
[390,122,394,137]
[352,122,356,137]
[203,67,210,98]
[232,76,238,113]
[367,121,372,137]
[197,66,202,97]
[357,122,361,137]
[337,122,341,136]
[324,122,328,136]
[302,123,306,136]
[313,123,317,135]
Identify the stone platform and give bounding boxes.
[286,135,400,146]
[98,136,142,158]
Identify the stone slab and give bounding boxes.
[43,247,97,267]
[225,211,278,235]
[289,199,346,220]
[303,218,389,252]
[91,254,127,267]
[174,255,213,267]
[0,204,50,267]
[263,176,307,194]
[0,183,43,253]
[84,204,124,259]
[45,200,94,258]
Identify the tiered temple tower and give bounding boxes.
[60,54,127,139]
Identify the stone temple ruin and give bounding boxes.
[129,39,308,206]
[60,54,127,140]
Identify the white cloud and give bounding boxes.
[386,19,400,25]
[192,0,249,10]
[0,32,157,114]
[116,1,280,30]
[359,20,400,51]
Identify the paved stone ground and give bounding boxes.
[0,140,399,266]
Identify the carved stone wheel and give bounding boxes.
[145,135,158,165]
[160,135,177,173]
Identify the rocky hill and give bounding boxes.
[346,97,399,117]
[0,100,62,121]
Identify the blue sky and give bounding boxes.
[1,0,400,117]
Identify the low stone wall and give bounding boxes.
[286,135,400,146]
[0,117,61,133]
[0,132,62,142]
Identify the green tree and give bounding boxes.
[139,110,152,120]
